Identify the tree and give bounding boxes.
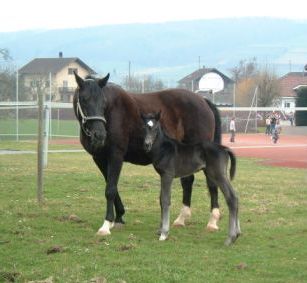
[234,77,256,107]
[0,48,12,61]
[27,75,54,102]
[256,68,280,107]
[231,58,279,107]
[295,87,307,126]
[122,75,165,93]
[229,57,258,83]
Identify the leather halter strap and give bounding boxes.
[76,98,106,136]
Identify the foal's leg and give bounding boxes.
[217,178,240,245]
[173,175,193,226]
[205,175,221,232]
[159,174,173,241]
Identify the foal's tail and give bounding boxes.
[223,146,236,180]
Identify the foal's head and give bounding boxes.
[74,72,110,151]
[141,111,161,152]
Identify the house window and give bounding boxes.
[284,102,290,108]
[68,68,78,75]
[63,81,68,87]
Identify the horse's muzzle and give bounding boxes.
[90,130,106,151]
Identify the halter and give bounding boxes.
[76,96,107,137]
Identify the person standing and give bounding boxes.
[265,116,271,135]
[229,117,236,142]
[270,112,277,135]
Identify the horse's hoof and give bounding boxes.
[96,229,111,236]
[159,233,168,241]
[206,224,219,232]
[173,220,185,227]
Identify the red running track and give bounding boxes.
[223,134,307,169]
[51,134,307,169]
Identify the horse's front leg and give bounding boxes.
[96,151,124,236]
[159,174,173,241]
[93,156,125,227]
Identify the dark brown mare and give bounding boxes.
[73,72,223,236]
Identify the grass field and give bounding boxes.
[0,119,79,140]
[0,141,307,283]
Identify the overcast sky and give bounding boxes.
[1,0,307,32]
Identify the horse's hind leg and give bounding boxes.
[173,175,194,226]
[205,175,221,232]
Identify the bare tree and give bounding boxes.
[229,57,258,82]
[231,58,279,107]
[0,48,12,61]
[122,75,165,93]
[256,68,280,107]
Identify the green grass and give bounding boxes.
[0,119,79,140]
[0,142,307,283]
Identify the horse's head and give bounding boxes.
[141,111,161,152]
[74,72,110,151]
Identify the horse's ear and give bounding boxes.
[74,71,84,88]
[98,73,110,88]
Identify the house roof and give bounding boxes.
[19,57,96,75]
[178,67,234,84]
[278,72,307,97]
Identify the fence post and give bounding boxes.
[37,90,45,204]
[43,105,49,168]
[16,68,19,141]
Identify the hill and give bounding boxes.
[1,18,307,85]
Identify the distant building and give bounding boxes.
[19,53,96,102]
[277,71,307,112]
[178,67,234,105]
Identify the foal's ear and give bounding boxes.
[140,112,146,121]
[98,73,110,88]
[74,71,84,88]
[155,111,161,121]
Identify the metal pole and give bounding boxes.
[255,86,258,133]
[49,72,52,139]
[43,105,49,168]
[233,83,236,116]
[37,88,44,204]
[16,68,19,141]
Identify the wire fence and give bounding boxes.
[2,101,306,141]
[0,102,79,141]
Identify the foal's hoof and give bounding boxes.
[159,233,168,241]
[206,223,219,232]
[224,234,240,246]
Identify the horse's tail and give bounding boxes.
[205,98,222,144]
[220,145,236,180]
